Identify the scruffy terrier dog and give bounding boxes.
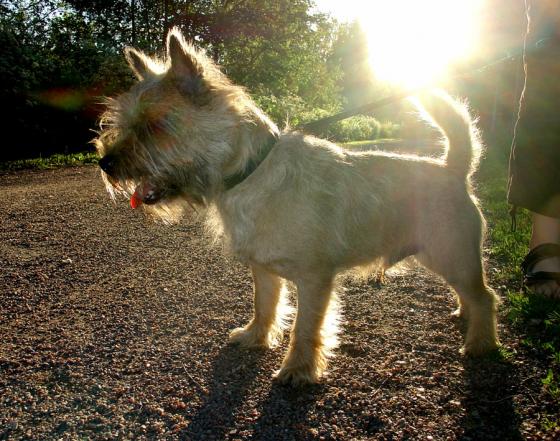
[95,28,500,385]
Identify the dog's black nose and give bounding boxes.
[99,155,116,175]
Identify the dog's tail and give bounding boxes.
[416,89,482,180]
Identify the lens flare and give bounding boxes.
[360,0,482,87]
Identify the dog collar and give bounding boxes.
[223,132,279,190]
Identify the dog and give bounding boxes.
[95,28,500,386]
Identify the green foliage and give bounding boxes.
[0,152,99,171]
[0,0,347,160]
[253,93,400,142]
[253,94,324,128]
[328,116,400,142]
[542,368,560,400]
[508,291,560,401]
[221,2,343,113]
[478,149,560,407]
[0,0,400,161]
[476,157,531,286]
[329,21,389,109]
[329,116,380,142]
[0,1,138,160]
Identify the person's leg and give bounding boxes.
[528,212,560,298]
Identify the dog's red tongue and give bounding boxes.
[130,182,149,209]
[130,190,142,209]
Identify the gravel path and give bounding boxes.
[0,167,558,440]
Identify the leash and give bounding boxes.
[508,0,531,232]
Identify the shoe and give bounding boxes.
[521,243,560,298]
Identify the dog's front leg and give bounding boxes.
[229,263,288,348]
[275,275,336,386]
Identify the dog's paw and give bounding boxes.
[461,339,500,357]
[273,365,321,386]
[273,351,327,386]
[451,306,469,319]
[228,324,280,349]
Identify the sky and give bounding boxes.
[313,0,360,22]
[312,0,483,87]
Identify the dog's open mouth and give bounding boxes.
[130,181,165,209]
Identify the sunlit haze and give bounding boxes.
[316,0,483,87]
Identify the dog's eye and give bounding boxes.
[146,118,166,135]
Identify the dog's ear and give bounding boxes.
[166,28,205,97]
[124,47,154,80]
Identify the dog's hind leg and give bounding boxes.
[229,264,290,348]
[417,221,500,356]
[451,275,500,356]
[275,274,339,385]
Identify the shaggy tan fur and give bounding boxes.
[95,28,500,386]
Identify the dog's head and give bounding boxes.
[95,28,272,221]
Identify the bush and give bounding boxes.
[330,116,402,142]
[253,93,317,127]
[252,94,400,142]
[378,121,401,139]
[329,115,380,142]
[0,152,99,171]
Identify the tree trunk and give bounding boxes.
[131,0,136,45]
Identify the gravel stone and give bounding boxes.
[0,166,558,440]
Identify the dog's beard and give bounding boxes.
[103,159,211,214]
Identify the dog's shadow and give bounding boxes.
[460,355,522,439]
[182,343,324,440]
[454,315,522,439]
[182,313,523,439]
[251,379,327,440]
[181,344,263,439]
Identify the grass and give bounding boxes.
[0,152,98,171]
[477,147,560,419]
[343,139,398,149]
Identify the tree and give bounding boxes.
[0,0,346,159]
